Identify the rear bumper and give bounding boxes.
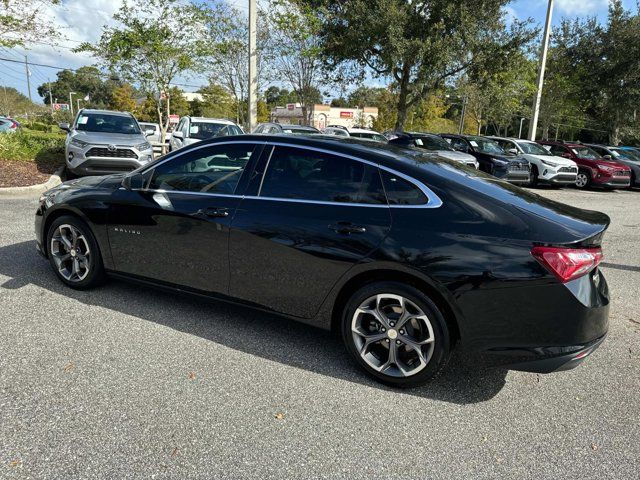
[499,334,606,373]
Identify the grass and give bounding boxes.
[0,129,66,171]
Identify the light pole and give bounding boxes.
[528,0,554,141]
[518,117,526,138]
[69,91,77,117]
[248,0,257,132]
[458,96,468,134]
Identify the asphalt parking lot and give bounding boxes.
[1,187,639,479]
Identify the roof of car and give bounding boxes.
[349,128,382,134]
[187,117,236,124]
[79,109,132,117]
[539,140,584,147]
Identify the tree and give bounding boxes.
[197,84,237,119]
[264,86,297,107]
[0,86,42,117]
[266,0,326,125]
[109,84,138,113]
[0,0,59,47]
[36,67,122,109]
[77,0,220,151]
[552,1,640,144]
[298,0,534,130]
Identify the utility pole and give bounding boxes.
[248,0,257,132]
[24,55,32,102]
[48,79,54,114]
[518,117,526,138]
[528,0,554,141]
[69,91,76,116]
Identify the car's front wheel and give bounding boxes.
[47,215,105,290]
[575,170,591,189]
[341,282,451,387]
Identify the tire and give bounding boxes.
[46,215,105,290]
[341,281,451,388]
[575,170,591,189]
[529,165,539,187]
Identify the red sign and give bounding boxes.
[340,111,354,118]
[52,103,69,111]
[287,103,295,110]
[169,114,180,124]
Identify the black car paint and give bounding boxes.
[36,135,610,371]
[440,134,530,183]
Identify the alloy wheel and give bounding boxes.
[50,224,91,282]
[576,173,589,188]
[351,294,435,378]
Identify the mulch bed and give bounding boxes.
[0,159,60,188]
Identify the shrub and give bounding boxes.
[0,129,66,167]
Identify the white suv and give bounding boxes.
[489,137,578,186]
[169,117,244,151]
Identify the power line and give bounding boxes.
[0,56,205,90]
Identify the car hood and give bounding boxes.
[525,154,575,166]
[71,130,146,146]
[435,150,478,163]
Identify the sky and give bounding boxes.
[1,0,638,105]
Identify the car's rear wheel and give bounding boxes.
[47,215,105,290]
[341,282,451,388]
[575,170,591,189]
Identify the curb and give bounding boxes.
[0,166,65,197]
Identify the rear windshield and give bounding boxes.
[76,113,141,134]
[413,135,454,151]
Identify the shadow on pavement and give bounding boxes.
[0,240,508,405]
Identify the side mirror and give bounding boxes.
[59,122,71,132]
[508,148,519,155]
[172,130,184,139]
[121,172,146,190]
[561,152,573,159]
[603,154,612,159]
[456,145,469,153]
[144,128,155,137]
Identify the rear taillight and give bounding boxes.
[531,246,603,283]
[10,122,17,129]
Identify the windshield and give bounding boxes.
[468,137,505,154]
[517,141,552,155]
[76,113,141,134]
[571,146,601,159]
[350,132,387,142]
[189,122,235,140]
[413,135,454,151]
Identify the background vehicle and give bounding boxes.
[0,117,18,133]
[138,122,169,156]
[539,140,631,189]
[388,132,478,168]
[618,146,640,161]
[489,136,578,186]
[170,117,244,151]
[59,109,154,176]
[253,123,320,135]
[321,126,350,137]
[36,135,609,387]
[586,144,640,188]
[440,134,530,183]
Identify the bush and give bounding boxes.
[25,121,56,133]
[0,129,66,167]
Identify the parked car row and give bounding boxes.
[0,116,20,133]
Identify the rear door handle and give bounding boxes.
[195,207,230,218]
[329,222,367,235]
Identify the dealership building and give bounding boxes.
[270,104,379,129]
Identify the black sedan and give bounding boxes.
[36,135,610,387]
[440,134,531,184]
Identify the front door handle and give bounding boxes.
[329,222,367,235]
[195,207,230,218]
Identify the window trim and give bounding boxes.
[131,140,442,209]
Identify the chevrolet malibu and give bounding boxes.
[35,135,610,387]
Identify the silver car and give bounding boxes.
[138,121,170,156]
[60,109,155,176]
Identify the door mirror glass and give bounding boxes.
[172,130,184,139]
[144,128,155,137]
[508,148,519,155]
[562,152,573,159]
[59,122,71,132]
[603,154,612,159]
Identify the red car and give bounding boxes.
[538,140,631,189]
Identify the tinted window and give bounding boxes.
[188,122,231,140]
[75,113,140,134]
[149,143,256,194]
[548,145,567,156]
[380,170,428,205]
[260,146,386,204]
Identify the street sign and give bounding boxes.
[287,103,295,110]
[169,114,180,124]
[52,103,70,112]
